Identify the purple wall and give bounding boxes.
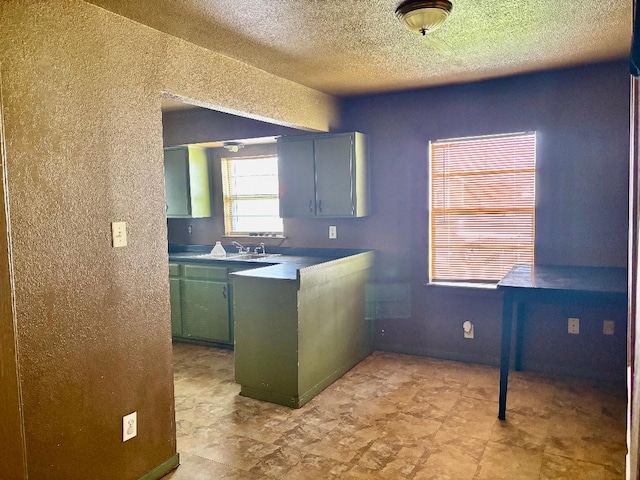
[165,61,630,380]
[339,61,630,379]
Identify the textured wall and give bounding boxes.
[0,1,338,479]
[0,77,27,480]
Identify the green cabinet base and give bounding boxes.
[137,453,179,480]
[233,252,374,408]
[239,357,369,408]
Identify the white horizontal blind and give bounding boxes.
[221,155,284,235]
[430,132,536,283]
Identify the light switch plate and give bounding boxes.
[112,221,127,248]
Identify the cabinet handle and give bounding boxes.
[222,286,226,299]
[318,199,322,213]
[309,200,313,213]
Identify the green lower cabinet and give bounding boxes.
[233,251,374,408]
[168,263,183,336]
[181,279,230,343]
[169,277,183,336]
[169,262,242,346]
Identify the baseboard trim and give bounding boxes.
[376,343,500,367]
[375,344,625,382]
[138,453,180,480]
[522,362,625,383]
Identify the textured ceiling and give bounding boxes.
[89,0,632,96]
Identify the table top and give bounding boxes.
[497,264,628,294]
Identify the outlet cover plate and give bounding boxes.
[568,317,579,335]
[463,321,474,339]
[329,225,337,239]
[123,411,137,442]
[603,320,615,335]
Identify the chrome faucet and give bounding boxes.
[231,241,250,253]
[254,243,266,255]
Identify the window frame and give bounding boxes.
[428,131,537,286]
[221,154,284,237]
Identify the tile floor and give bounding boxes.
[163,342,626,479]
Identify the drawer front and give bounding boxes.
[184,264,228,281]
[168,263,181,277]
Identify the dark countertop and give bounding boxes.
[497,264,628,294]
[168,244,367,281]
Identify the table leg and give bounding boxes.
[498,290,514,420]
[514,302,525,371]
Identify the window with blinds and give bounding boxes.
[221,155,284,236]
[429,132,536,284]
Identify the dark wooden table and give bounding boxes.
[496,264,627,420]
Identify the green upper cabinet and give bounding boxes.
[163,145,211,218]
[278,132,368,218]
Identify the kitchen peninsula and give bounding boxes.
[168,244,374,407]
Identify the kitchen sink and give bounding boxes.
[194,252,281,261]
[234,253,282,260]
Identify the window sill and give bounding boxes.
[424,281,501,298]
[222,235,287,246]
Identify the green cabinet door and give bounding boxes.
[169,263,182,336]
[314,134,355,217]
[163,146,211,218]
[278,138,317,217]
[169,277,182,336]
[181,279,230,342]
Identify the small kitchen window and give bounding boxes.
[221,155,284,236]
[429,131,536,285]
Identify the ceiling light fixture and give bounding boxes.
[222,141,244,153]
[395,0,453,36]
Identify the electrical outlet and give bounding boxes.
[123,411,137,442]
[463,321,474,339]
[568,317,579,335]
[111,221,127,248]
[329,225,337,239]
[603,320,615,335]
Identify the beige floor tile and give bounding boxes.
[196,434,280,471]
[163,454,269,480]
[247,444,304,478]
[413,431,486,480]
[281,453,352,479]
[545,412,626,474]
[440,397,499,441]
[474,441,543,480]
[490,410,549,451]
[163,343,626,480]
[540,453,610,480]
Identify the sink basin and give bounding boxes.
[234,253,282,260]
[194,253,239,259]
[194,252,281,261]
